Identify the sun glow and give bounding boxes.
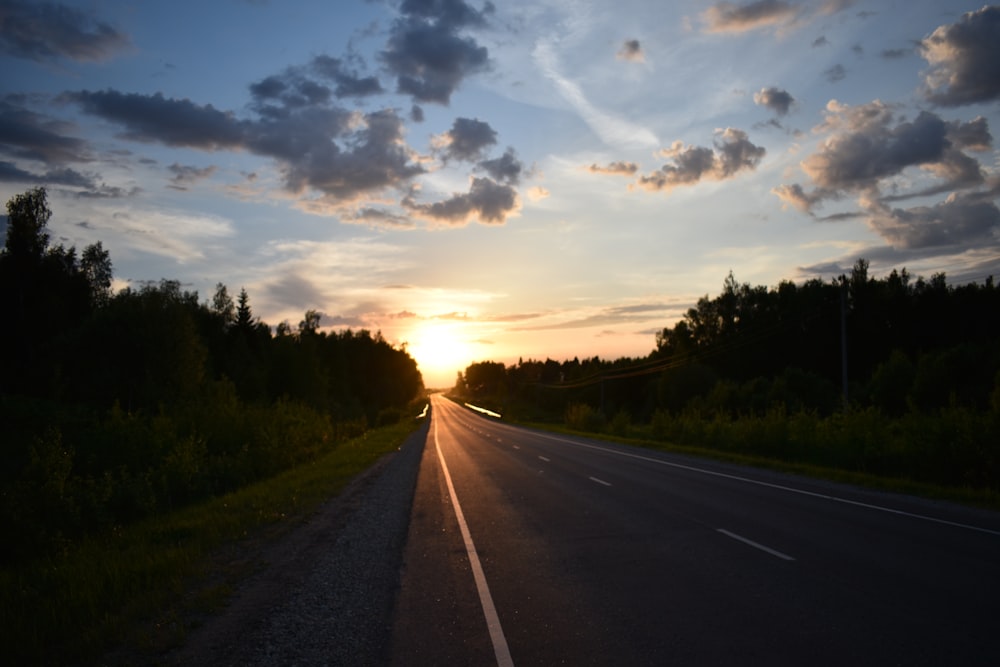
[407,322,474,389]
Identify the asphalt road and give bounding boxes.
[389,395,1000,666]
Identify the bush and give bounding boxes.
[565,403,606,432]
[610,409,631,437]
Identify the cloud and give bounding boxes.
[753,87,795,116]
[0,160,93,187]
[380,0,492,105]
[262,273,328,313]
[167,163,216,190]
[637,128,766,192]
[864,189,1000,250]
[780,101,993,209]
[341,206,417,230]
[0,0,130,63]
[0,97,91,164]
[881,48,911,60]
[617,39,644,62]
[404,176,520,226]
[64,88,424,204]
[310,55,384,98]
[432,117,497,161]
[588,161,639,176]
[532,41,659,150]
[64,90,246,149]
[701,0,799,33]
[774,99,999,261]
[510,302,673,332]
[824,64,846,82]
[920,5,1000,107]
[478,148,523,185]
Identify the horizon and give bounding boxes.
[2,0,998,388]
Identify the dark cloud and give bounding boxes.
[824,64,846,82]
[308,55,384,98]
[0,97,90,164]
[946,116,992,151]
[812,36,829,47]
[880,47,911,59]
[701,0,799,33]
[342,207,417,230]
[167,163,216,190]
[865,191,1000,251]
[638,128,765,192]
[920,5,1000,107]
[0,159,93,187]
[410,105,425,122]
[262,273,327,313]
[63,90,246,149]
[404,176,519,225]
[380,0,491,104]
[277,108,423,199]
[477,148,522,184]
[64,88,424,203]
[0,0,130,63]
[588,161,639,176]
[753,86,795,115]
[774,100,999,262]
[434,117,497,161]
[398,0,492,28]
[617,39,644,62]
[803,107,949,192]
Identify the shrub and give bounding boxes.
[565,403,605,432]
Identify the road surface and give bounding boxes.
[389,394,1000,666]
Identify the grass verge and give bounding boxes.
[0,419,422,666]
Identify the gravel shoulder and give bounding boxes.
[165,420,429,666]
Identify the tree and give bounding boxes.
[235,287,256,331]
[81,242,113,307]
[3,186,50,261]
[211,282,235,326]
[299,309,321,335]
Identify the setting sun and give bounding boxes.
[407,322,474,389]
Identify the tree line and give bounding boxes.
[455,261,1000,491]
[0,188,424,564]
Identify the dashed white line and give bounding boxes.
[524,431,1000,537]
[717,529,795,561]
[589,476,612,487]
[538,456,550,462]
[434,421,514,667]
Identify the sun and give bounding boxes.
[407,322,473,388]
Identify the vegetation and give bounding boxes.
[0,187,426,660]
[0,419,421,665]
[454,262,1000,497]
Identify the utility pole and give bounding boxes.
[840,280,849,411]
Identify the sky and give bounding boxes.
[1,0,999,388]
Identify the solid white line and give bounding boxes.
[538,456,550,462]
[589,476,612,487]
[718,529,796,561]
[525,432,1000,537]
[434,420,515,667]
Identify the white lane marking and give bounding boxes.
[589,476,612,487]
[434,420,515,667]
[718,529,796,561]
[538,456,550,462]
[523,432,1000,537]
[513,445,520,450]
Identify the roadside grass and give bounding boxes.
[507,418,1000,511]
[0,419,422,666]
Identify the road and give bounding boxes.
[389,394,1000,666]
